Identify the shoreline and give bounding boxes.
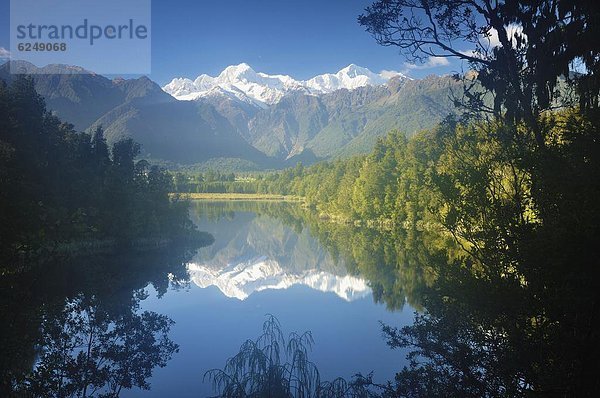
[172,193,305,202]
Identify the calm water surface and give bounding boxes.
[0,201,414,397]
[126,202,413,397]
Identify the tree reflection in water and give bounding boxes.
[3,198,597,397]
[194,201,599,397]
[25,293,178,398]
[0,244,200,397]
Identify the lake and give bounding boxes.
[127,201,414,397]
[0,201,416,397]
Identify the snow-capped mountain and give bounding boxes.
[187,257,371,301]
[2,61,460,165]
[163,63,304,106]
[163,63,408,106]
[305,64,388,93]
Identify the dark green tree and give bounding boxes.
[359,0,600,146]
[206,315,374,398]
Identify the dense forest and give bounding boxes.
[0,77,209,273]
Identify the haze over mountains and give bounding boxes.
[0,60,462,170]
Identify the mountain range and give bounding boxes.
[163,63,407,106]
[0,60,463,169]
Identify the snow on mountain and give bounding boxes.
[163,63,408,106]
[187,257,371,301]
[162,77,197,97]
[305,64,388,93]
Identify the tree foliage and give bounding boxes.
[206,315,376,398]
[359,0,600,146]
[0,77,202,271]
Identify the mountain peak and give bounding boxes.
[1,60,94,75]
[219,63,256,82]
[234,62,252,70]
[163,63,408,105]
[338,64,371,77]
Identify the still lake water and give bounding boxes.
[126,202,414,397]
[0,201,415,397]
[5,200,587,396]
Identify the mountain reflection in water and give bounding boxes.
[124,201,412,397]
[187,258,371,301]
[187,201,385,303]
[1,200,417,398]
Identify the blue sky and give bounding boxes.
[0,0,460,85]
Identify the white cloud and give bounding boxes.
[459,49,477,58]
[403,56,450,71]
[458,49,489,60]
[459,24,527,63]
[379,69,403,79]
[481,23,526,49]
[0,47,10,59]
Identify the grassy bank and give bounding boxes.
[172,193,305,202]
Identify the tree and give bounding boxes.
[174,172,188,193]
[359,0,600,147]
[91,126,110,170]
[0,76,204,260]
[111,139,140,177]
[206,315,374,398]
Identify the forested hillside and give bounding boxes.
[0,62,275,168]
[0,77,210,272]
